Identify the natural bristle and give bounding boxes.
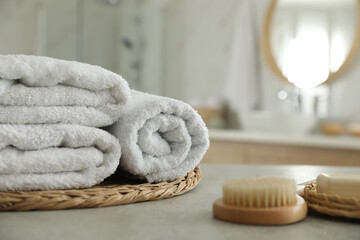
[222,177,296,208]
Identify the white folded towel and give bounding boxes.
[0,55,131,127]
[106,91,210,183]
[0,124,121,191]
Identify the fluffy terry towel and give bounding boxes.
[106,91,210,183]
[0,124,121,191]
[0,55,131,127]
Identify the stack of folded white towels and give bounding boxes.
[0,55,209,191]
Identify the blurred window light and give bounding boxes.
[283,17,330,89]
[275,9,350,90]
[277,90,288,100]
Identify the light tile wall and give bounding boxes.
[0,0,39,55]
[158,0,360,118]
[83,0,119,72]
[138,0,169,95]
[159,0,288,109]
[0,0,124,76]
[1,0,360,119]
[162,0,242,102]
[45,0,77,60]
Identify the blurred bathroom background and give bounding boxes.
[2,0,360,165]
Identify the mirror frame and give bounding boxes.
[262,0,360,85]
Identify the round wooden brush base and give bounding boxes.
[213,195,307,225]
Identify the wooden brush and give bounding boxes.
[213,177,308,225]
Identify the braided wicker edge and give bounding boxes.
[303,182,360,219]
[0,166,202,211]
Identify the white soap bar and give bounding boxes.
[316,174,360,198]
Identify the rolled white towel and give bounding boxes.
[106,91,210,183]
[0,55,131,127]
[0,124,121,191]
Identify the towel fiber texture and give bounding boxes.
[0,55,128,191]
[0,124,121,191]
[0,54,131,127]
[106,91,210,183]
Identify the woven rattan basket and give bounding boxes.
[0,166,201,211]
[303,182,360,219]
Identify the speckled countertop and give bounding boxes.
[1,164,360,240]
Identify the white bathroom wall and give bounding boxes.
[329,49,360,119]
[82,0,120,72]
[161,0,242,103]
[145,0,360,119]
[0,0,39,55]
[0,0,79,60]
[116,0,142,89]
[253,0,290,113]
[44,0,77,60]
[2,0,360,119]
[145,0,285,110]
[0,0,126,80]
[141,0,285,109]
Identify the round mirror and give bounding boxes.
[263,0,360,89]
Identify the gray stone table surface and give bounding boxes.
[1,164,360,240]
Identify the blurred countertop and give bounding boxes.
[1,164,360,240]
[209,129,360,150]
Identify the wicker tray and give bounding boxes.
[0,166,201,211]
[303,182,360,219]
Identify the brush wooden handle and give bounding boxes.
[213,195,307,225]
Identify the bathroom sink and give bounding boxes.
[241,112,318,135]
